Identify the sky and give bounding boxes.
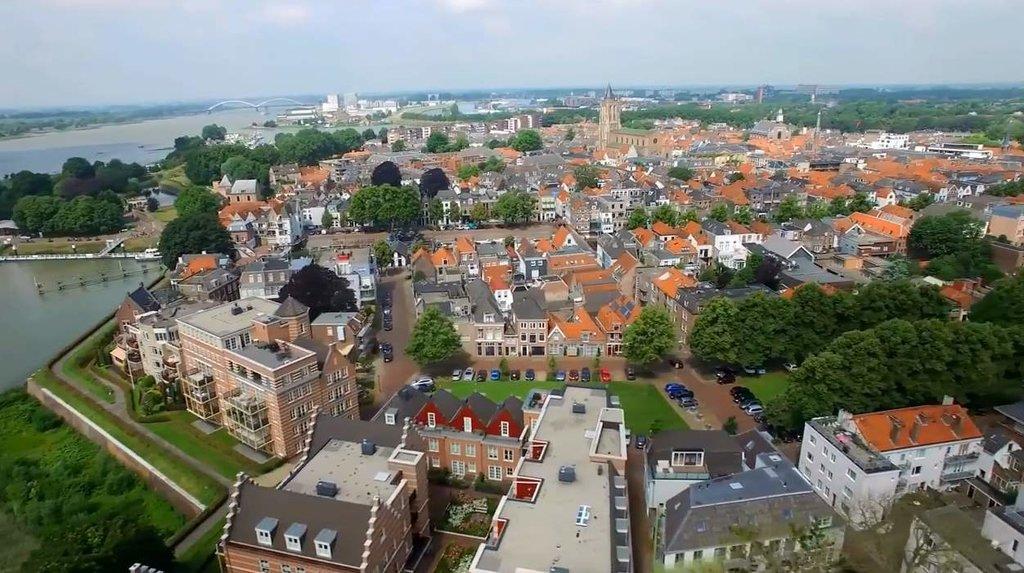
[1,0,1022,108]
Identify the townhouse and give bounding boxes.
[701,219,763,269]
[800,401,984,527]
[220,414,431,573]
[239,257,310,300]
[177,297,359,458]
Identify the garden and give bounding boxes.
[437,494,498,538]
[434,543,477,573]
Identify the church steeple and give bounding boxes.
[776,108,784,123]
[603,84,615,101]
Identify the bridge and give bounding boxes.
[205,98,312,112]
[97,236,126,256]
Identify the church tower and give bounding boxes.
[598,84,622,149]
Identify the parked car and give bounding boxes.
[464,368,474,381]
[381,343,393,363]
[679,396,699,409]
[599,368,612,383]
[738,395,760,409]
[509,369,521,381]
[634,435,649,450]
[783,362,799,372]
[489,369,501,381]
[715,366,736,379]
[730,387,755,403]
[669,359,684,369]
[383,317,393,331]
[744,403,765,416]
[580,367,591,382]
[568,369,580,382]
[410,377,435,393]
[451,368,463,381]
[524,368,536,382]
[665,383,693,399]
[716,371,736,385]
[664,382,685,394]
[475,370,487,382]
[625,366,636,381]
[555,370,566,382]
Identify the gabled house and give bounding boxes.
[547,307,606,357]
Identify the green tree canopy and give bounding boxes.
[370,161,402,187]
[708,203,730,222]
[774,195,804,222]
[667,166,694,181]
[622,306,678,365]
[627,208,649,230]
[373,239,394,268]
[457,163,481,180]
[971,274,1024,325]
[201,123,227,140]
[221,156,269,185]
[362,128,378,141]
[347,185,421,229]
[391,140,408,152]
[573,165,600,190]
[158,211,234,267]
[510,129,543,152]
[406,306,462,365]
[174,185,221,218]
[278,263,356,319]
[909,210,984,258]
[492,190,536,225]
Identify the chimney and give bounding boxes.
[888,416,903,445]
[909,414,926,444]
[945,413,964,437]
[942,395,955,406]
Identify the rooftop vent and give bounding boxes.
[315,480,339,497]
[572,402,586,414]
[230,305,243,315]
[361,439,377,455]
[558,466,577,483]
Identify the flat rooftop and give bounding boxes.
[808,417,898,474]
[178,297,280,336]
[477,386,624,573]
[283,439,399,507]
[230,341,315,370]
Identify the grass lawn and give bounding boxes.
[740,371,791,403]
[5,239,107,256]
[437,379,687,434]
[124,235,159,251]
[0,510,38,571]
[153,165,191,191]
[33,367,223,506]
[146,411,263,480]
[153,205,179,223]
[61,322,117,404]
[176,517,226,573]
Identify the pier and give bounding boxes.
[33,262,162,294]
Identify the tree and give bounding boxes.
[457,163,481,180]
[348,185,421,229]
[202,124,227,141]
[391,140,408,152]
[221,155,268,185]
[144,196,159,212]
[486,138,505,149]
[564,126,575,141]
[492,190,536,225]
[510,129,543,152]
[371,161,402,187]
[406,307,462,365]
[479,156,505,173]
[174,186,221,217]
[428,199,444,226]
[278,263,356,319]
[419,168,450,199]
[904,193,935,211]
[378,127,388,142]
[708,203,730,222]
[775,195,804,222]
[13,195,62,234]
[971,274,1024,325]
[373,239,394,268]
[909,210,984,259]
[883,255,913,280]
[722,416,738,435]
[362,128,378,141]
[727,172,745,183]
[61,156,95,179]
[425,132,452,153]
[667,166,694,181]
[321,210,334,229]
[573,165,600,190]
[627,208,649,230]
[731,205,753,225]
[158,211,234,267]
[622,306,678,366]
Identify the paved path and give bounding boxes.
[49,343,232,556]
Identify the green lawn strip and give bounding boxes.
[608,382,688,434]
[437,379,687,434]
[6,240,107,255]
[154,206,179,223]
[61,321,117,403]
[740,371,791,403]
[176,517,226,573]
[33,368,223,506]
[146,411,259,479]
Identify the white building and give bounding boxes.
[982,495,1024,567]
[852,130,909,150]
[701,219,763,269]
[800,401,984,528]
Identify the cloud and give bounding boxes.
[253,2,311,26]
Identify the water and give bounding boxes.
[0,108,272,175]
[0,259,161,391]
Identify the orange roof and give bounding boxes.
[611,251,640,275]
[848,211,908,238]
[179,254,217,280]
[631,228,656,248]
[552,226,572,249]
[298,166,330,186]
[218,200,275,225]
[547,253,599,274]
[940,285,973,309]
[718,180,751,205]
[549,308,606,341]
[651,221,679,237]
[567,268,615,287]
[430,247,457,268]
[496,147,522,160]
[455,236,476,257]
[854,404,981,452]
[482,265,510,292]
[652,267,697,299]
[880,204,914,220]
[595,295,642,334]
[750,220,773,236]
[664,237,695,256]
[679,221,703,238]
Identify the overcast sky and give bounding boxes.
[2,0,1022,108]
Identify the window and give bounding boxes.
[500,421,510,437]
[504,448,514,462]
[575,505,591,526]
[451,442,461,455]
[506,467,514,476]
[692,549,703,562]
[452,461,466,476]
[257,529,272,546]
[431,457,440,468]
[671,451,704,466]
[488,446,498,460]
[843,486,853,498]
[1014,539,1019,552]
[465,444,476,457]
[806,451,814,462]
[464,417,473,433]
[428,439,439,452]
[315,541,332,558]
[427,412,436,428]
[259,561,270,573]
[912,466,922,475]
[847,468,856,480]
[819,464,825,474]
[468,462,477,474]
[809,435,817,445]
[281,566,292,573]
[488,465,502,480]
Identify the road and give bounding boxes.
[307,223,559,250]
[364,270,419,417]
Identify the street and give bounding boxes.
[307,222,559,250]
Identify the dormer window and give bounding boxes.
[464,417,473,433]
[284,523,306,552]
[314,529,337,558]
[427,412,436,428]
[255,517,278,547]
[671,451,704,467]
[500,421,510,437]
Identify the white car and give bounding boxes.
[744,403,765,415]
[463,368,474,381]
[451,368,463,381]
[410,376,436,393]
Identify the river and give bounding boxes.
[0,259,162,391]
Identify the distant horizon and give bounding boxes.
[4,81,1024,113]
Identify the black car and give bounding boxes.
[625,366,636,381]
[715,366,737,379]
[634,435,649,450]
[383,316,393,331]
[524,368,536,381]
[580,367,591,382]
[716,371,736,385]
[509,369,521,381]
[381,343,393,363]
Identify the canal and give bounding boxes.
[0,259,162,391]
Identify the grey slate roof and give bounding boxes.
[996,401,1024,425]
[275,296,309,318]
[305,414,405,458]
[647,430,744,478]
[128,285,162,313]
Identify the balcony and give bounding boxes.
[224,389,272,452]
[944,452,980,466]
[183,372,219,420]
[940,470,975,483]
[116,333,139,351]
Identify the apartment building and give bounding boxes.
[988,204,1024,246]
[701,220,763,269]
[470,386,632,573]
[800,401,983,527]
[377,388,526,482]
[220,414,431,573]
[240,257,309,300]
[177,297,359,458]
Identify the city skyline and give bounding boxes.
[1,0,1022,107]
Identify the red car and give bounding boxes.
[599,368,612,383]
[568,369,580,381]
